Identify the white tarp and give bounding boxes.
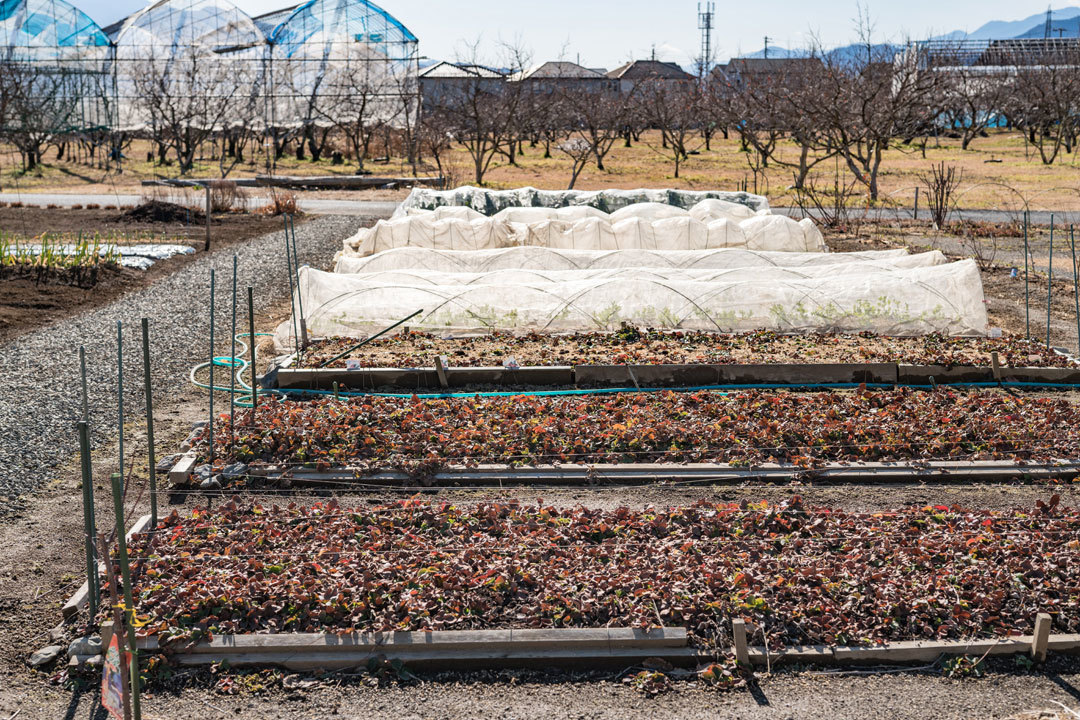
[343,213,825,256]
[281,259,989,345]
[333,247,924,274]
[394,186,771,218]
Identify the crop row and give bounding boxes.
[125,496,1078,649]
[203,388,1080,474]
[296,330,1075,369]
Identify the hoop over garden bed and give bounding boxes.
[293,330,1076,370]
[123,497,1079,650]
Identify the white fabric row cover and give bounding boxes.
[394,186,770,218]
[343,215,826,256]
[404,198,760,224]
[329,258,948,288]
[334,247,921,274]
[281,260,989,344]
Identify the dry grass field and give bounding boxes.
[4,130,1080,211]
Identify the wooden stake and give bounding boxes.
[732,619,750,666]
[990,352,1001,382]
[435,355,449,389]
[1032,613,1052,662]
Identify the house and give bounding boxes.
[605,60,694,93]
[713,57,824,87]
[510,61,613,94]
[419,61,505,108]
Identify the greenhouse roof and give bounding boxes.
[266,0,416,57]
[0,0,108,54]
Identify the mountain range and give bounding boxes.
[740,6,1080,61]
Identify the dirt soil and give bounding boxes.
[0,205,292,342]
[297,330,1075,369]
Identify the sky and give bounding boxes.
[76,0,1080,69]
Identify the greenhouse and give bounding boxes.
[1,0,419,136]
[0,0,112,136]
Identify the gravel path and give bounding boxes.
[0,214,370,509]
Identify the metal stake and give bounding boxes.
[117,321,123,491]
[283,218,301,359]
[140,319,157,528]
[77,420,98,617]
[209,269,215,467]
[1024,212,1031,339]
[109,473,141,720]
[230,255,238,444]
[1048,214,1055,349]
[248,286,257,414]
[79,345,89,422]
[1072,226,1080,356]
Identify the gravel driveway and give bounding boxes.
[0,214,369,510]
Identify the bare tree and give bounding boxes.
[940,66,1008,151]
[1,63,84,171]
[131,52,257,174]
[1003,45,1080,165]
[638,78,701,178]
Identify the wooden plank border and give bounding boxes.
[229,459,1080,489]
[127,628,1080,672]
[271,362,1080,391]
[62,514,153,619]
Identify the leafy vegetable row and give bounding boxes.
[127,496,1079,649]
[203,388,1080,474]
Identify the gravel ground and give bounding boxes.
[0,214,368,512]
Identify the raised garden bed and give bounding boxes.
[275,330,1080,391]
[188,389,1080,481]
[294,330,1077,370]
[116,497,1080,653]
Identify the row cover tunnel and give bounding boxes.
[0,0,419,136]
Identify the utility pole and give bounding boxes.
[1045,6,1053,39]
[763,36,772,59]
[697,2,716,77]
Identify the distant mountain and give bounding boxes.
[960,7,1080,40]
[734,6,1080,62]
[1014,17,1080,39]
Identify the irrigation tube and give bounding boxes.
[189,332,277,408]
